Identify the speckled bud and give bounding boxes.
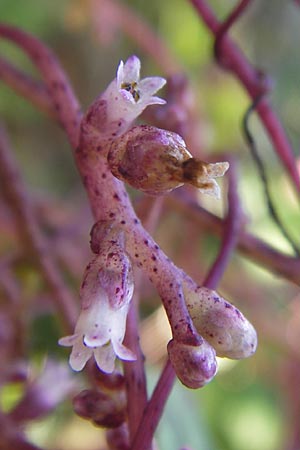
[73,389,126,428]
[108,125,229,197]
[183,282,257,359]
[167,339,217,389]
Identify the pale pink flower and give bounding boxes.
[59,248,135,373]
[102,55,166,126]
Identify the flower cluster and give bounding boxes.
[61,57,256,386]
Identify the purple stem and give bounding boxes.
[123,297,148,444]
[204,158,241,289]
[130,360,176,450]
[214,0,253,63]
[0,24,82,148]
[169,191,300,285]
[189,0,300,192]
[0,56,54,115]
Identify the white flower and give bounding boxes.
[102,55,166,127]
[59,291,135,373]
[59,249,136,373]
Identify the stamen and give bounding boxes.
[121,81,140,102]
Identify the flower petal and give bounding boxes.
[69,342,93,371]
[84,329,109,348]
[139,77,166,97]
[143,96,166,106]
[198,178,221,199]
[116,60,125,87]
[112,340,136,361]
[93,344,116,373]
[58,334,80,347]
[122,55,141,82]
[206,162,230,178]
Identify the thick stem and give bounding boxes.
[75,145,200,346]
[123,198,165,446]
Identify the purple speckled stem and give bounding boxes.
[130,168,241,449]
[123,198,165,448]
[189,0,300,192]
[76,146,200,346]
[130,163,242,450]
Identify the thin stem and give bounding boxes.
[123,297,148,444]
[0,56,54,116]
[243,97,300,256]
[168,191,300,285]
[0,126,77,333]
[189,0,300,192]
[0,24,82,148]
[130,360,176,450]
[204,157,241,288]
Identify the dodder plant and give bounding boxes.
[1,2,299,449]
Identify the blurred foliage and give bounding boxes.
[1,1,300,450]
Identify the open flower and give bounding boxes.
[59,244,135,373]
[59,289,135,373]
[101,55,166,131]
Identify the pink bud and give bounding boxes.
[73,389,126,428]
[167,339,217,389]
[183,283,257,359]
[108,125,229,197]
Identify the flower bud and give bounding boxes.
[73,389,126,428]
[183,282,257,359]
[167,339,217,389]
[108,125,229,197]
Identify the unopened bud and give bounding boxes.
[183,283,257,359]
[167,339,217,389]
[108,125,229,197]
[73,389,126,428]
